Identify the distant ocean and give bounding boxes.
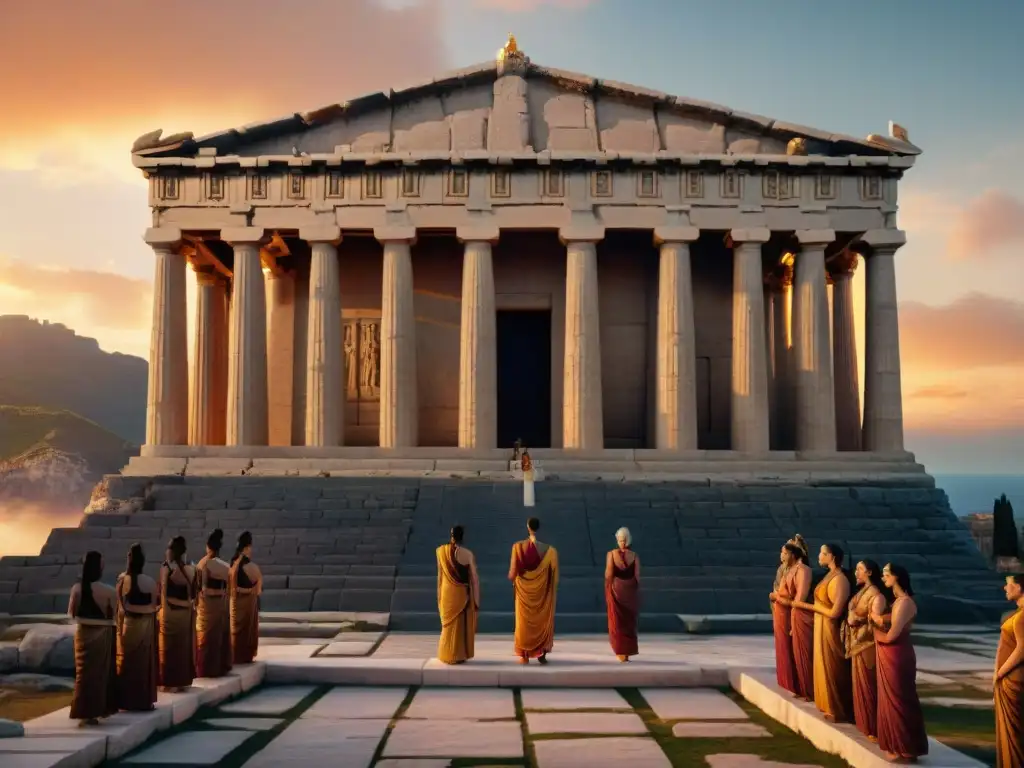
[932,474,1024,517]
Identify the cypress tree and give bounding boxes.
[993,494,1019,559]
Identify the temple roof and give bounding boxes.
[131,41,921,167]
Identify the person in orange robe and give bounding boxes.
[871,563,928,762]
[792,542,853,723]
[846,558,887,741]
[994,573,1024,767]
[605,527,639,662]
[774,535,813,701]
[436,525,480,665]
[508,517,559,664]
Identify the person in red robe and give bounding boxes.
[772,534,813,700]
[605,527,639,662]
[871,563,928,762]
[769,539,800,693]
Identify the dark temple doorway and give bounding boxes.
[496,309,552,449]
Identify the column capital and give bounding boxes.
[193,269,221,287]
[374,225,417,244]
[795,229,836,247]
[764,262,794,292]
[653,226,700,245]
[728,228,771,244]
[299,225,342,245]
[559,224,605,244]
[828,249,860,279]
[457,224,500,244]
[861,228,907,253]
[221,227,268,246]
[144,227,182,249]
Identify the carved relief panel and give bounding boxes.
[344,319,381,402]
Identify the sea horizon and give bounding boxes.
[933,474,1024,517]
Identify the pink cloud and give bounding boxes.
[0,0,445,148]
[946,189,1024,260]
[474,0,596,9]
[900,293,1024,369]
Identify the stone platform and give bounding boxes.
[0,629,997,768]
[0,458,1004,630]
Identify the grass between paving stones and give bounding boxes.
[0,686,72,721]
[619,687,848,768]
[924,704,996,767]
[107,685,333,768]
[368,685,418,766]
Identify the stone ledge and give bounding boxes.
[263,657,730,688]
[729,669,985,768]
[9,663,265,767]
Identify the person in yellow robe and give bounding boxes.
[508,517,559,664]
[436,525,480,664]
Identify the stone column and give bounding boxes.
[862,229,907,452]
[189,270,228,445]
[562,238,604,450]
[144,228,188,446]
[376,232,418,448]
[831,250,862,451]
[653,228,700,450]
[265,270,296,446]
[223,228,269,446]
[729,229,771,453]
[301,226,344,447]
[766,263,795,450]
[792,230,837,452]
[456,231,498,449]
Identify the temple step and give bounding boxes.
[0,475,1004,626]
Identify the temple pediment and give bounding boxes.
[133,38,920,163]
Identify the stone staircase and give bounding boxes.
[0,475,1005,631]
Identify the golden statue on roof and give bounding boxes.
[497,33,528,75]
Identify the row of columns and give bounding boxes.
[144,225,906,454]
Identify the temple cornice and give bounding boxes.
[132,151,916,172]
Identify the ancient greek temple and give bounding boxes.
[129,37,921,473]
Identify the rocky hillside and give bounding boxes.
[0,406,137,502]
[0,315,147,444]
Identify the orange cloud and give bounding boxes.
[909,385,970,400]
[900,293,1024,370]
[0,0,445,171]
[0,256,152,330]
[946,190,1024,261]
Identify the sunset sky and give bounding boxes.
[0,0,1022,473]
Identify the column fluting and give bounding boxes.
[655,234,699,450]
[379,239,418,448]
[792,230,837,452]
[562,239,604,450]
[457,239,498,449]
[304,236,344,447]
[145,239,189,446]
[729,230,771,453]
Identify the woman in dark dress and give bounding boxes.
[230,531,262,664]
[871,563,928,762]
[68,551,118,725]
[605,527,640,662]
[196,529,232,678]
[158,536,196,692]
[115,543,159,711]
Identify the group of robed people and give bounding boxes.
[770,535,1024,766]
[435,517,642,665]
[67,529,263,725]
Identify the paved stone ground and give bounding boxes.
[107,685,847,768]
[0,625,1000,767]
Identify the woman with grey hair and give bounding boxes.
[605,527,640,662]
